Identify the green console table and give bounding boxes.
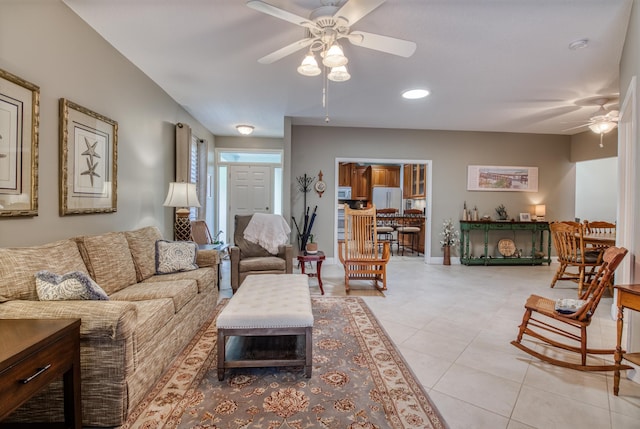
[459,220,551,266]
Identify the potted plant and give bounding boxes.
[439,219,460,265]
[305,234,318,254]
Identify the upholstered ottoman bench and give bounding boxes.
[216,274,314,380]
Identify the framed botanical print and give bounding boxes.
[59,98,117,215]
[0,68,39,217]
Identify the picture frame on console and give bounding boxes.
[0,68,39,217]
[519,213,531,222]
[59,98,118,215]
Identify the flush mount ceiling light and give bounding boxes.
[568,38,589,50]
[402,89,430,99]
[236,125,254,135]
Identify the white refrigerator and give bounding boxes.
[372,187,402,211]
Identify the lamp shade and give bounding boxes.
[297,52,321,76]
[163,182,201,208]
[328,65,351,82]
[589,121,616,134]
[535,204,546,218]
[322,42,348,68]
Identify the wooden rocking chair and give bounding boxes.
[511,246,631,372]
[338,204,390,292]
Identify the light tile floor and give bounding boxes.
[218,256,640,429]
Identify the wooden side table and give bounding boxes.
[0,318,82,428]
[297,250,325,295]
[614,284,640,395]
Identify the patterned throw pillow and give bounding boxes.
[155,240,199,274]
[35,271,109,301]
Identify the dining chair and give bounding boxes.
[549,221,604,296]
[584,220,616,234]
[338,204,390,292]
[396,209,423,256]
[511,246,629,371]
[376,208,398,255]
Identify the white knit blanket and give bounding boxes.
[243,213,291,254]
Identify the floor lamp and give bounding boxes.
[163,182,201,241]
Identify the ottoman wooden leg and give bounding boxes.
[304,326,313,378]
[217,329,226,381]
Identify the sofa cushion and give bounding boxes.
[234,215,272,258]
[239,256,287,273]
[0,239,89,302]
[109,279,197,313]
[125,226,163,282]
[155,240,198,274]
[145,267,215,294]
[75,232,138,295]
[35,270,109,301]
[128,299,174,356]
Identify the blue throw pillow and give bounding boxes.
[35,270,109,301]
[155,240,199,274]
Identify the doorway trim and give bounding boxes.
[334,157,433,264]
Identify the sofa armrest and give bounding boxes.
[0,300,138,341]
[196,249,219,267]
[279,244,294,273]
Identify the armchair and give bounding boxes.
[230,214,293,292]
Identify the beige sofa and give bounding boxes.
[0,226,219,427]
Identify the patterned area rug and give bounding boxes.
[121,297,447,429]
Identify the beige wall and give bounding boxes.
[570,129,618,162]
[0,0,213,247]
[291,126,575,259]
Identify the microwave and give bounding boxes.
[337,186,352,199]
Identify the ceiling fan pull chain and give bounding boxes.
[324,67,330,123]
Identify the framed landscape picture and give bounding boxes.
[467,165,538,192]
[0,68,39,217]
[59,98,117,215]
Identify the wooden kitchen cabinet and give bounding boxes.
[338,162,353,187]
[352,165,371,200]
[371,165,401,188]
[403,164,426,199]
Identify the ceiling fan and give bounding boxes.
[564,97,619,134]
[246,0,417,65]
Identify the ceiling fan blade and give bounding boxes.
[247,0,315,29]
[562,123,589,132]
[334,0,385,26]
[258,38,314,64]
[347,31,416,57]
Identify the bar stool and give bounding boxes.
[397,209,422,256]
[376,208,398,255]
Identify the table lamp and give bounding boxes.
[535,204,546,221]
[163,182,201,241]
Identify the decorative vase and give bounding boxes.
[443,245,451,265]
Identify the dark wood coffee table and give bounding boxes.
[297,250,325,295]
[0,318,82,428]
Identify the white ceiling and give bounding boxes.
[62,0,633,138]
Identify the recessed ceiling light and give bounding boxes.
[236,125,254,135]
[402,89,430,100]
[568,39,589,50]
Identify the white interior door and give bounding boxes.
[228,165,272,243]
